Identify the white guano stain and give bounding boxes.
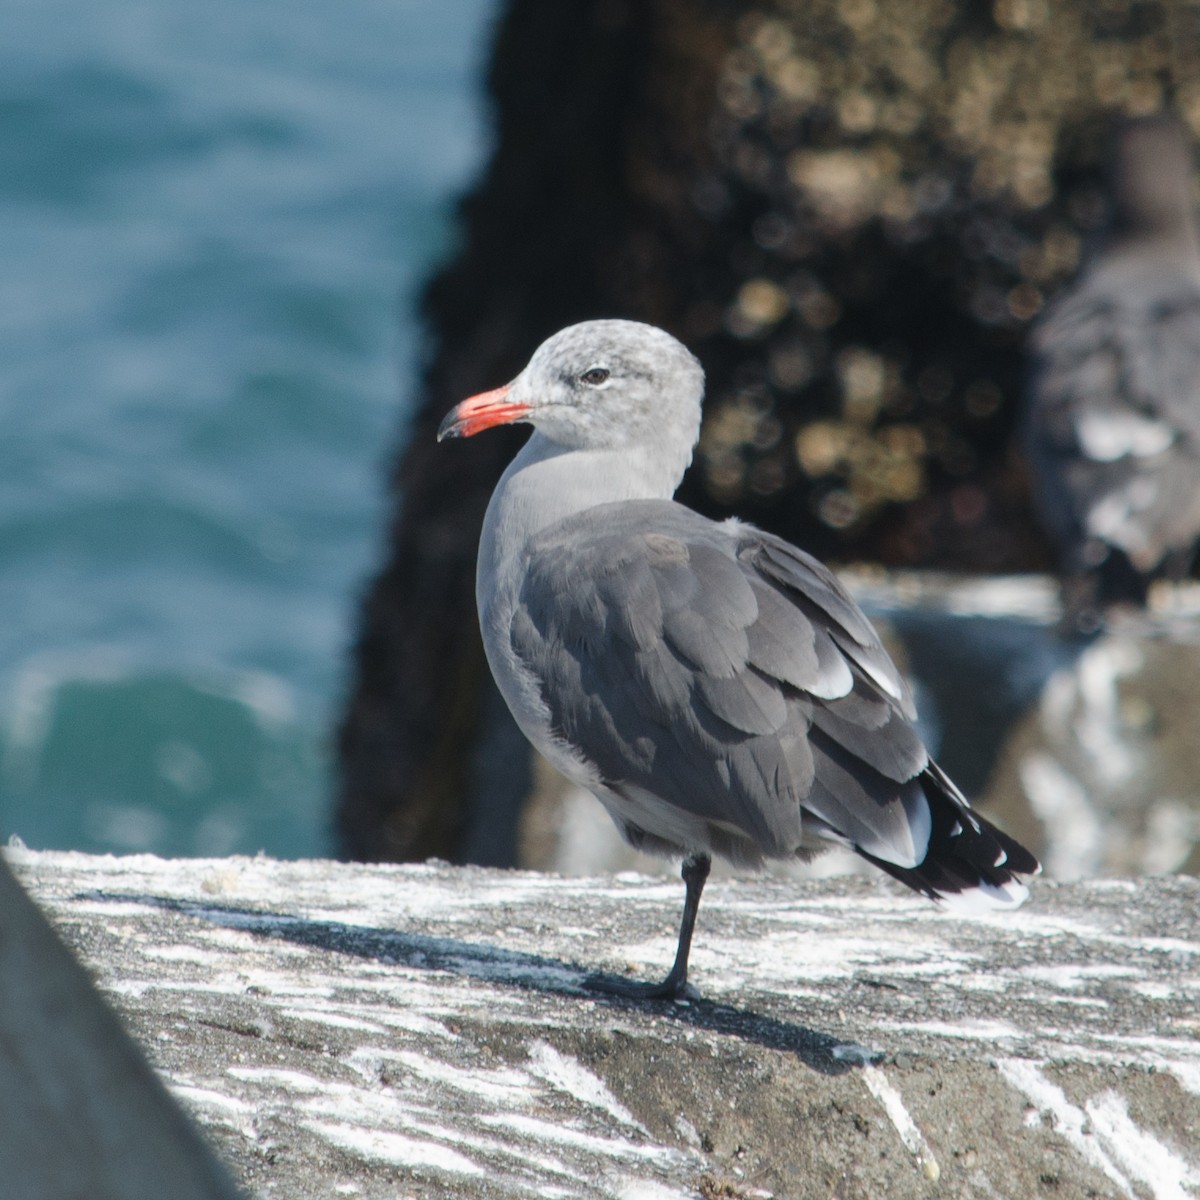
[170,1083,255,1114]
[1085,1091,1200,1200]
[1074,639,1142,785]
[227,1066,331,1093]
[1018,751,1104,881]
[477,1110,688,1167]
[305,1120,485,1176]
[137,944,222,964]
[528,1040,646,1131]
[278,1006,387,1033]
[998,1058,1200,1200]
[1020,963,1141,990]
[875,1018,1023,1043]
[614,1179,701,1200]
[348,1046,533,1106]
[1167,1061,1200,1097]
[860,1065,940,1182]
[1000,1057,1130,1195]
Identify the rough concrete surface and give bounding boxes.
[0,852,243,1200]
[9,848,1199,1200]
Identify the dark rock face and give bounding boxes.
[335,0,728,864]
[337,0,1199,864]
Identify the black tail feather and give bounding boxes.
[857,761,1040,908]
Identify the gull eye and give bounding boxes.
[579,367,609,386]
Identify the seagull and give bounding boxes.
[1025,114,1200,629]
[439,319,1039,1000]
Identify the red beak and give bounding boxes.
[436,384,531,441]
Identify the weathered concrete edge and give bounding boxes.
[10,849,1200,1200]
[0,851,244,1200]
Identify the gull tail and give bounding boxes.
[857,761,1040,912]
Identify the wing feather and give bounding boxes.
[695,666,789,736]
[747,533,914,713]
[595,554,663,650]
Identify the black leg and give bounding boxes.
[586,853,711,1002]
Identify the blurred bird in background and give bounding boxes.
[1025,114,1200,633]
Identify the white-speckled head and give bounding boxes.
[508,319,705,454]
[439,320,704,458]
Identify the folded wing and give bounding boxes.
[512,500,1036,902]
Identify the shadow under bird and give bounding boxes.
[439,319,1039,1000]
[1025,114,1200,629]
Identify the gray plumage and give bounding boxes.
[1026,115,1200,619]
[440,319,1037,997]
[515,501,930,868]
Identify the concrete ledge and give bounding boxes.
[11,849,1200,1199]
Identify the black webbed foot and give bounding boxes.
[583,969,701,1004]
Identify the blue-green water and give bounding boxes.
[0,0,496,857]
